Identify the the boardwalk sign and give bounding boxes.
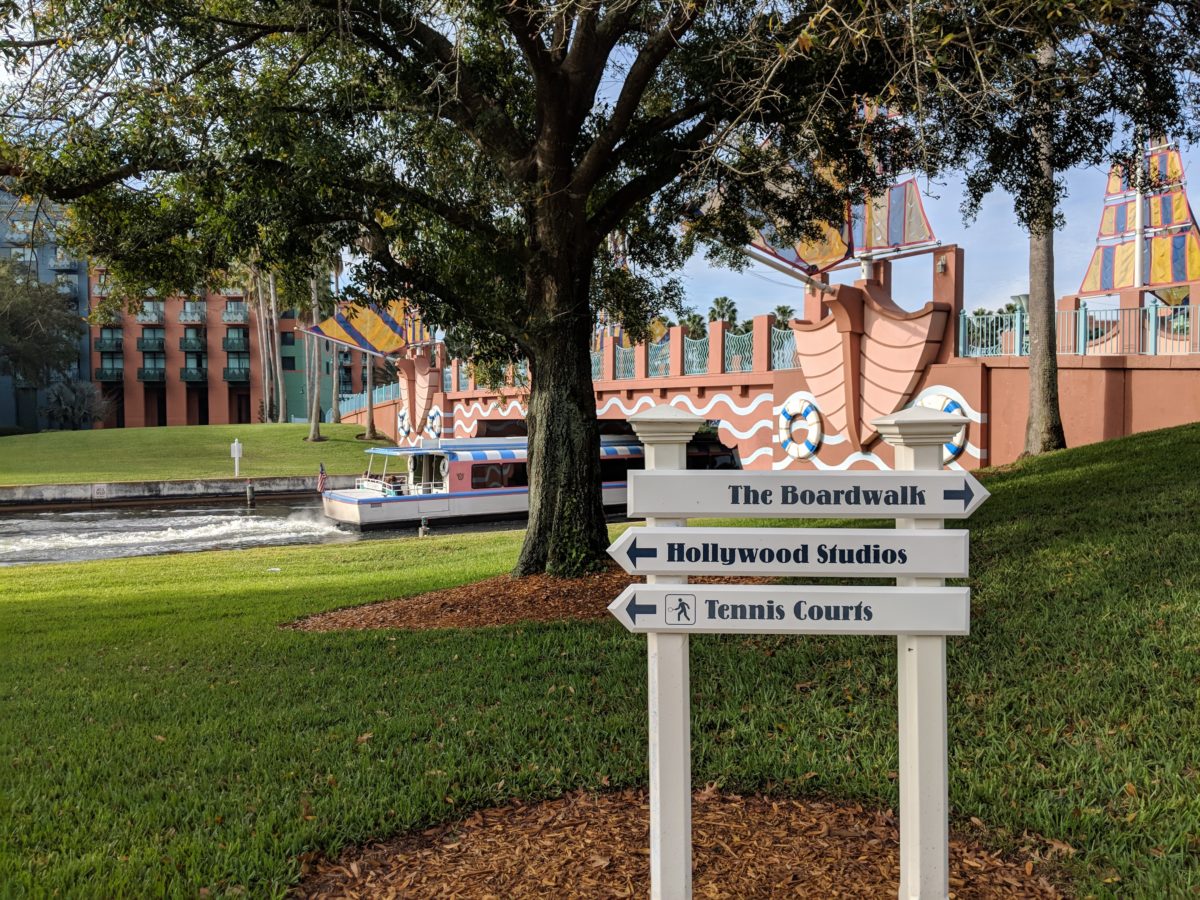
[608,526,969,578]
[614,406,992,900]
[628,469,989,519]
[609,584,971,636]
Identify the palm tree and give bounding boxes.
[772,304,796,323]
[708,296,738,329]
[680,311,706,339]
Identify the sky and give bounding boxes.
[677,143,1200,318]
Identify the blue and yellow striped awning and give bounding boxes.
[301,301,431,357]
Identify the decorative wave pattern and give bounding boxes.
[669,392,774,417]
[718,419,774,440]
[458,399,528,419]
[775,451,889,471]
[741,446,774,466]
[597,396,656,417]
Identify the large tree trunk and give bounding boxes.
[329,270,342,425]
[268,272,286,423]
[307,277,325,442]
[514,265,608,577]
[363,350,379,440]
[1024,44,1067,456]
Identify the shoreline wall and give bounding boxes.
[0,474,356,508]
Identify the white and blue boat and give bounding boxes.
[321,435,645,528]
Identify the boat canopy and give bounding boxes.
[366,438,643,464]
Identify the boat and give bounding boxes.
[322,435,646,528]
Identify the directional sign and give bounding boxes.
[608,584,970,636]
[608,526,968,578]
[628,469,989,520]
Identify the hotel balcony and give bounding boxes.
[50,252,78,270]
[221,303,249,324]
[222,335,249,352]
[94,337,123,352]
[94,367,124,382]
[135,303,165,324]
[137,367,166,382]
[222,367,250,382]
[136,336,165,352]
[219,287,244,297]
[179,367,207,382]
[179,336,206,351]
[179,302,207,324]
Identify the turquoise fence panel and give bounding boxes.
[770,327,799,369]
[614,345,635,379]
[963,305,1199,357]
[683,336,708,374]
[590,350,602,380]
[442,367,452,391]
[724,330,753,372]
[649,340,671,377]
[514,360,529,386]
[458,365,470,390]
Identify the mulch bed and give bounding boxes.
[293,788,1064,898]
[290,571,1066,898]
[287,563,775,632]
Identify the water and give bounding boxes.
[0,500,358,566]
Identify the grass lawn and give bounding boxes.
[0,424,390,485]
[2,424,1200,896]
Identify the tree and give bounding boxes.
[936,4,1200,455]
[772,304,796,323]
[2,0,1089,573]
[41,379,110,429]
[708,297,739,330]
[679,312,707,340]
[0,260,83,386]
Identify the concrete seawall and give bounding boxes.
[0,475,357,508]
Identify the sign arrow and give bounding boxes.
[942,479,974,510]
[625,537,658,570]
[624,594,658,625]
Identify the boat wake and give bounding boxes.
[0,506,350,565]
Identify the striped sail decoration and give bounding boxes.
[302,300,432,356]
[746,176,936,276]
[1079,144,1200,303]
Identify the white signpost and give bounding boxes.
[609,584,970,636]
[230,438,243,477]
[628,468,988,519]
[616,405,988,900]
[608,526,969,578]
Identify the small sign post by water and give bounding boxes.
[231,439,243,477]
[617,405,988,900]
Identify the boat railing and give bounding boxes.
[355,476,448,497]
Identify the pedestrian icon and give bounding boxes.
[665,593,696,625]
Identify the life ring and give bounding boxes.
[778,392,822,459]
[916,393,968,463]
[438,457,449,479]
[397,409,412,439]
[424,407,443,439]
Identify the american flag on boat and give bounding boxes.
[317,463,327,494]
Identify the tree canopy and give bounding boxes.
[0,260,83,387]
[3,0,1193,572]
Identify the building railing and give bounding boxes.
[614,345,635,379]
[960,305,1199,357]
[137,367,165,382]
[514,360,529,387]
[648,340,670,377]
[771,327,800,370]
[222,367,250,382]
[136,336,165,352]
[442,367,453,391]
[222,336,249,352]
[179,367,207,382]
[338,381,403,416]
[590,350,602,380]
[94,337,123,352]
[94,367,124,382]
[683,335,709,374]
[458,365,470,391]
[135,303,164,324]
[221,303,248,324]
[724,329,753,373]
[180,336,206,351]
[180,302,207,324]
